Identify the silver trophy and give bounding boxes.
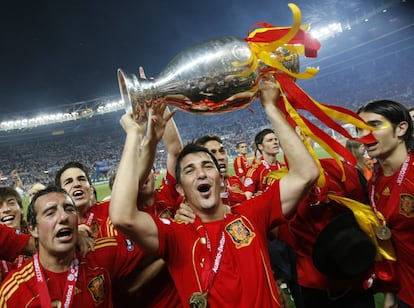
[118,35,299,121]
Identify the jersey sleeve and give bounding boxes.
[243,165,259,193]
[233,156,244,178]
[0,225,30,261]
[155,171,181,210]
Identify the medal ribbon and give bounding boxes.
[2,255,25,273]
[194,217,226,296]
[85,212,94,227]
[33,253,79,308]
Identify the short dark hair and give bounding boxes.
[0,186,22,209]
[195,134,223,146]
[357,100,414,149]
[254,128,275,153]
[175,143,220,184]
[55,161,92,188]
[0,186,27,230]
[236,141,247,149]
[27,185,74,228]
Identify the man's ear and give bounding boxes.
[397,121,409,138]
[28,224,39,239]
[176,184,184,197]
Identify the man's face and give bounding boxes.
[203,140,228,177]
[0,196,22,230]
[30,192,78,257]
[60,167,94,210]
[357,111,403,160]
[176,152,221,214]
[258,133,280,156]
[237,143,248,155]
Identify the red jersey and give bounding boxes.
[369,152,414,305]
[0,236,143,307]
[288,159,369,291]
[86,200,119,239]
[0,225,30,262]
[233,154,250,178]
[243,156,285,194]
[221,175,247,206]
[155,183,286,307]
[0,255,29,284]
[87,200,180,307]
[135,171,182,308]
[144,171,181,218]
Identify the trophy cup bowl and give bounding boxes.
[118,35,299,120]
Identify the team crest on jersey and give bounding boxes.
[225,218,255,249]
[400,194,414,218]
[88,274,106,304]
[159,208,173,219]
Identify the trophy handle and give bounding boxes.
[118,69,149,124]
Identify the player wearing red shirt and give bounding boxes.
[244,128,285,199]
[55,161,180,307]
[0,186,32,283]
[244,156,285,196]
[155,183,286,307]
[110,82,319,307]
[0,236,141,307]
[195,134,248,206]
[0,224,31,262]
[287,158,375,306]
[0,187,142,307]
[233,141,250,180]
[357,100,414,307]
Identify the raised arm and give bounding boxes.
[260,80,319,216]
[163,107,182,177]
[110,101,171,254]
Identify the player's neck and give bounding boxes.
[39,249,76,273]
[378,145,409,176]
[263,153,277,165]
[77,203,92,223]
[197,203,229,223]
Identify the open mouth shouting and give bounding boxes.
[55,227,74,242]
[197,183,212,197]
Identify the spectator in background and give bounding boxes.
[345,139,374,181]
[233,141,250,181]
[357,99,414,308]
[28,182,46,201]
[10,170,24,197]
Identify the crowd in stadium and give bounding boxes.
[1,49,412,192]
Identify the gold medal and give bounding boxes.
[189,292,207,308]
[375,224,392,240]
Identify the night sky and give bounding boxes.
[0,0,411,117]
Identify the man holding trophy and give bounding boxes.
[110,74,319,307]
